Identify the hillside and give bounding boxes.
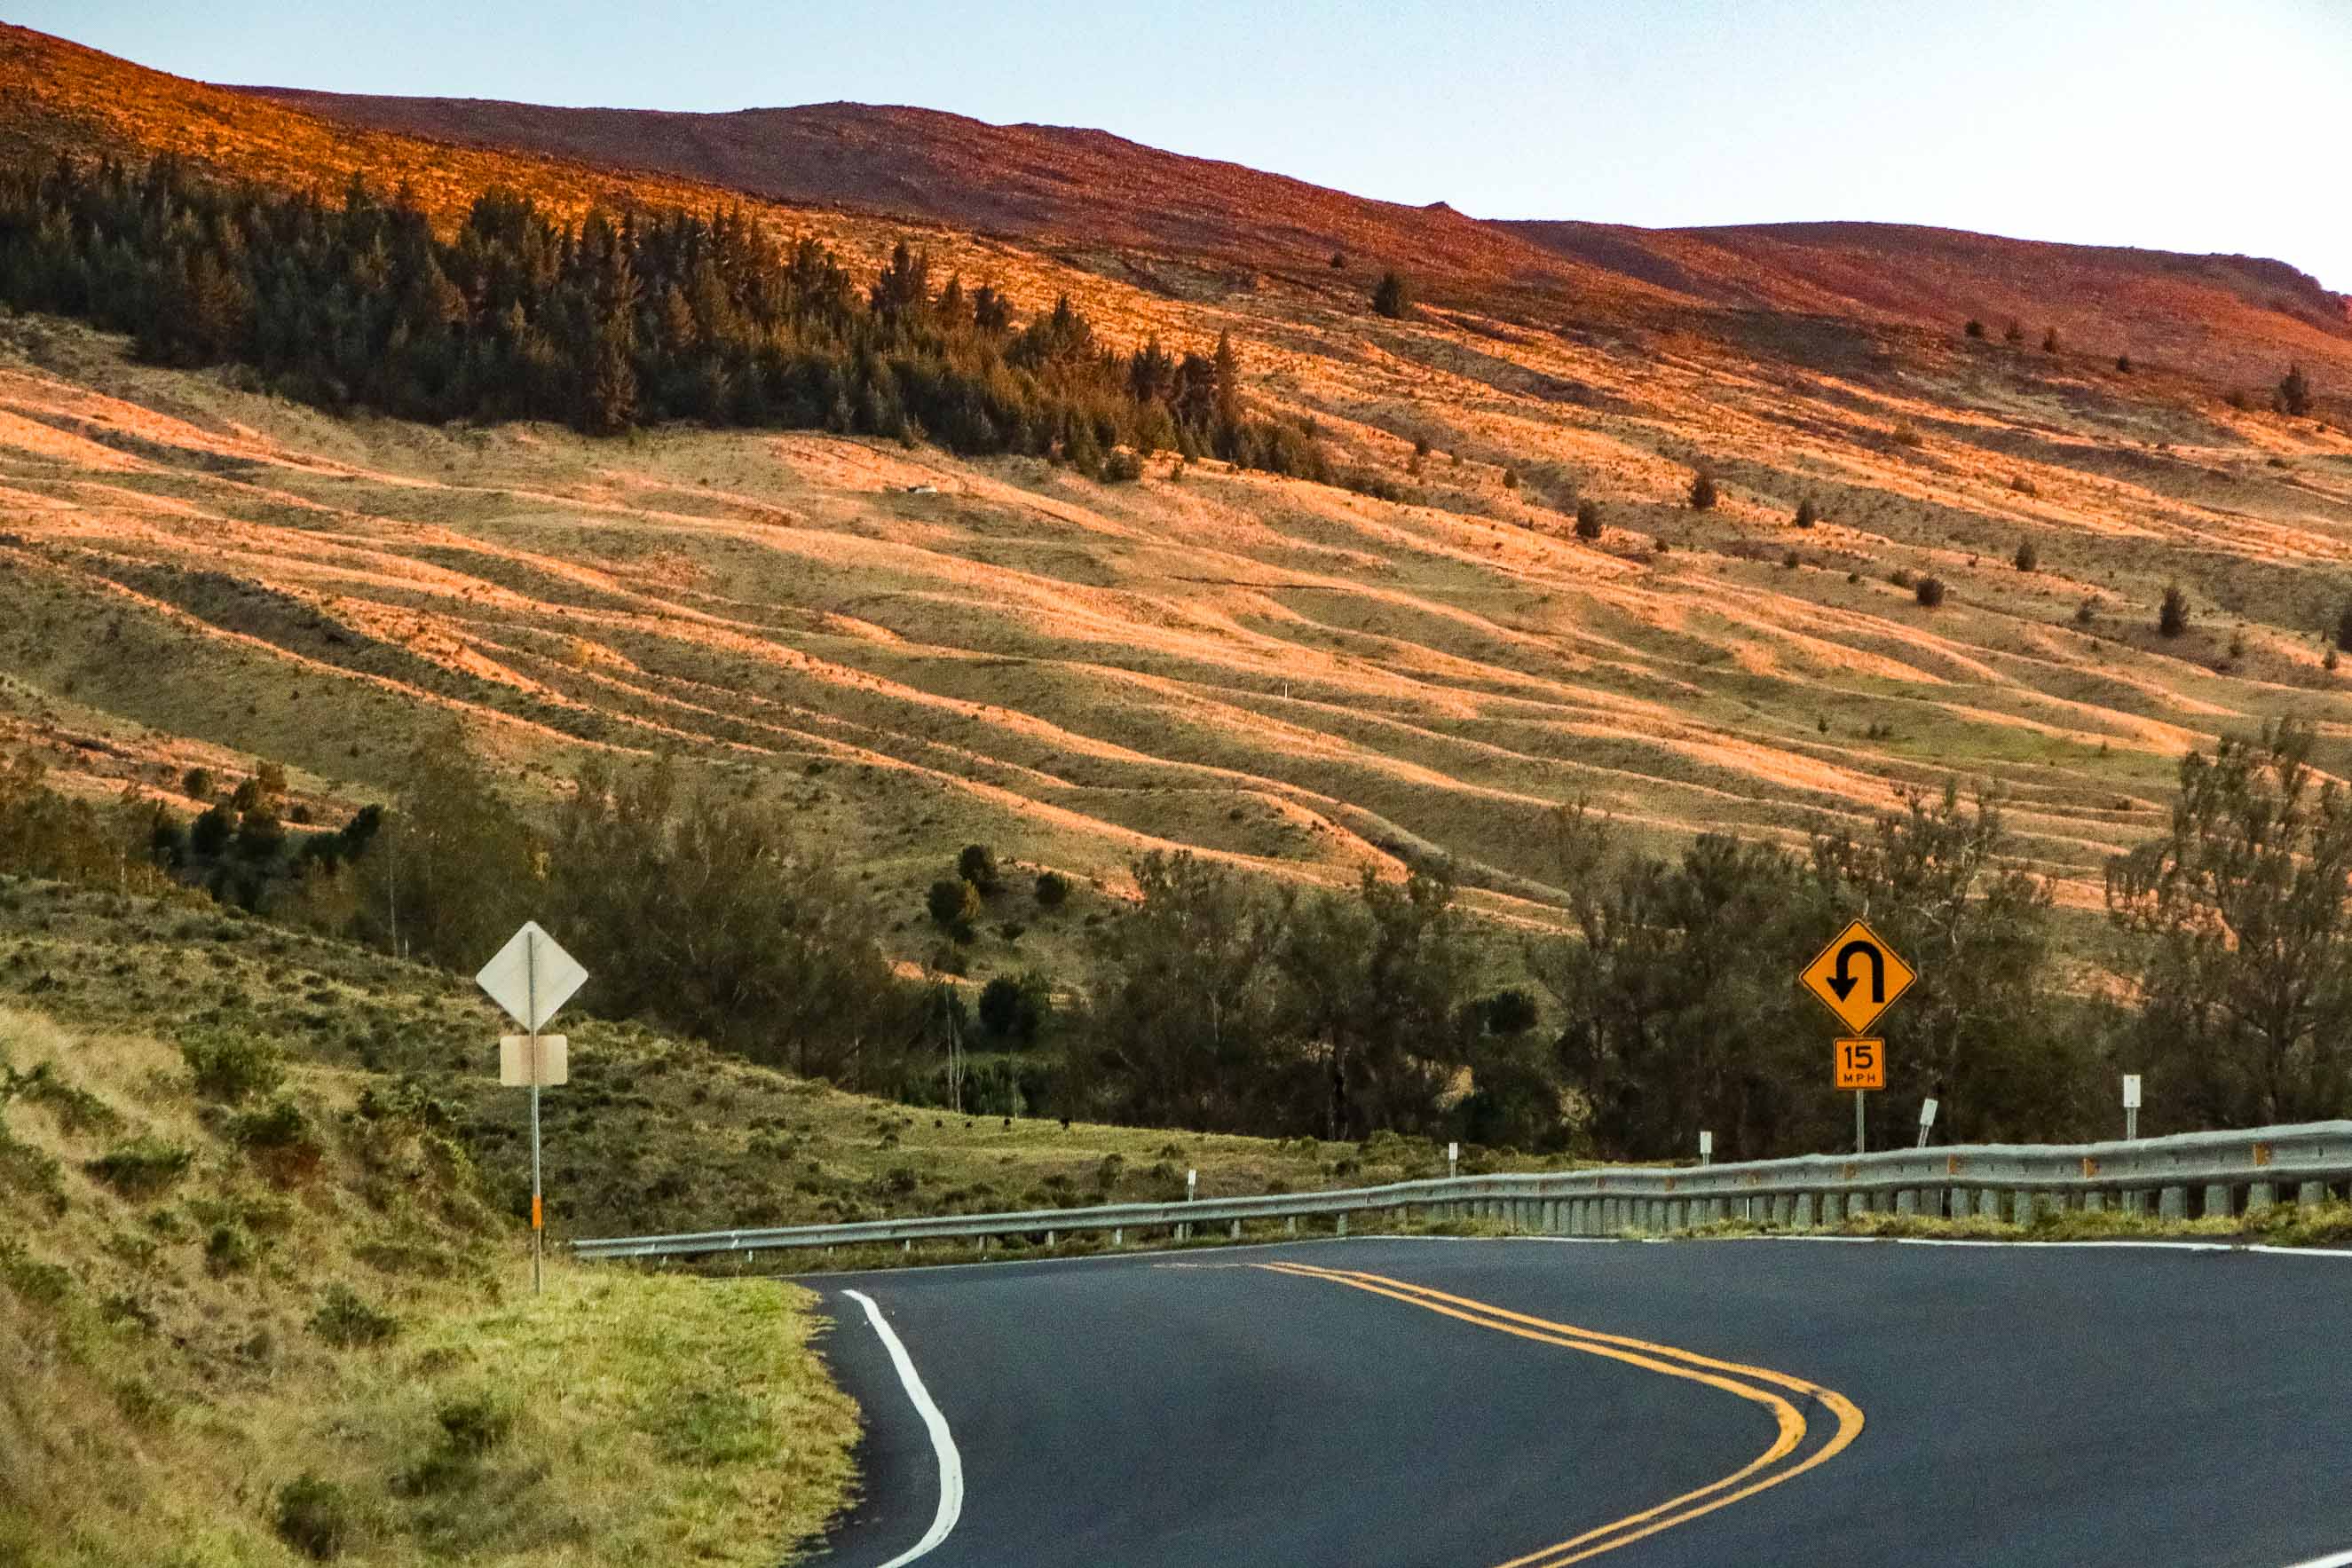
[0,24,2350,1017]
[1504,218,2352,394]
[0,979,856,1565]
[233,72,2352,390]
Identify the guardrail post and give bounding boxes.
[1286,1216,1298,1236]
[1894,1189,1916,1217]
[2301,1181,2328,1209]
[2120,1188,2145,1216]
[2202,1183,2232,1220]
[1229,1219,1242,1240]
[1045,1229,1057,1247]
[1112,1227,1123,1246]
[2248,1181,2277,1210]
[1336,1213,1349,1238]
[2080,1191,2103,1214]
[2159,1186,2187,1219]
[1793,1193,1818,1227]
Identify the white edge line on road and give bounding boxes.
[844,1288,962,1567]
[2281,1550,2352,1567]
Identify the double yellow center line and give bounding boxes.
[1257,1262,1863,1566]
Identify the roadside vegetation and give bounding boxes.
[8,715,2352,1170]
[0,1003,854,1565]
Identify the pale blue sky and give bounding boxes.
[20,1,2351,288]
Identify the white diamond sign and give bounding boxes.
[476,922,587,1034]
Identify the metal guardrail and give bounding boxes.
[571,1120,2352,1262]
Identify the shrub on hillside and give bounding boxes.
[1574,500,1603,540]
[1687,471,1718,510]
[85,1138,193,1198]
[1964,319,1986,339]
[181,1029,284,1103]
[2004,320,2025,344]
[2013,539,2039,572]
[274,1474,354,1562]
[958,844,1002,895]
[927,879,981,933]
[2042,327,2061,353]
[1371,271,1415,319]
[1794,497,1819,528]
[2279,363,2314,418]
[2333,600,2352,656]
[2159,583,2190,638]
[1034,871,1069,908]
[308,1284,399,1348]
[1914,576,1947,608]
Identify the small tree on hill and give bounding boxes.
[2004,320,2025,344]
[2013,539,2039,572]
[2115,355,2134,374]
[1794,497,1818,529]
[1964,319,1986,339]
[1688,471,1718,511]
[1914,575,1946,608]
[2041,327,2061,354]
[1371,271,1415,319]
[927,878,981,935]
[1574,500,1603,540]
[2332,599,2352,656]
[2278,363,2313,418]
[2159,583,2190,638]
[958,843,1002,895]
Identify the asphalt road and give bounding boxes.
[803,1236,2352,1567]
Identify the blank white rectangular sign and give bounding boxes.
[2121,1074,2142,1109]
[500,1034,569,1088]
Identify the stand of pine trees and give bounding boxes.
[0,156,1325,478]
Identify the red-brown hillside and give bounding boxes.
[239,87,1647,305]
[1505,219,2352,393]
[237,75,2352,391]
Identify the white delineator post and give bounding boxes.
[2123,1074,2142,1141]
[1698,1131,1712,1167]
[1448,1141,1459,1179]
[528,928,541,1295]
[1916,1097,1938,1150]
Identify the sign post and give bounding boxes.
[1916,1097,1938,1149]
[1802,919,1915,1156]
[1698,1131,1713,1166]
[477,921,588,1295]
[2122,1074,2142,1141]
[1447,1142,1459,1180]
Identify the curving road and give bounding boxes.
[804,1236,2352,1566]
